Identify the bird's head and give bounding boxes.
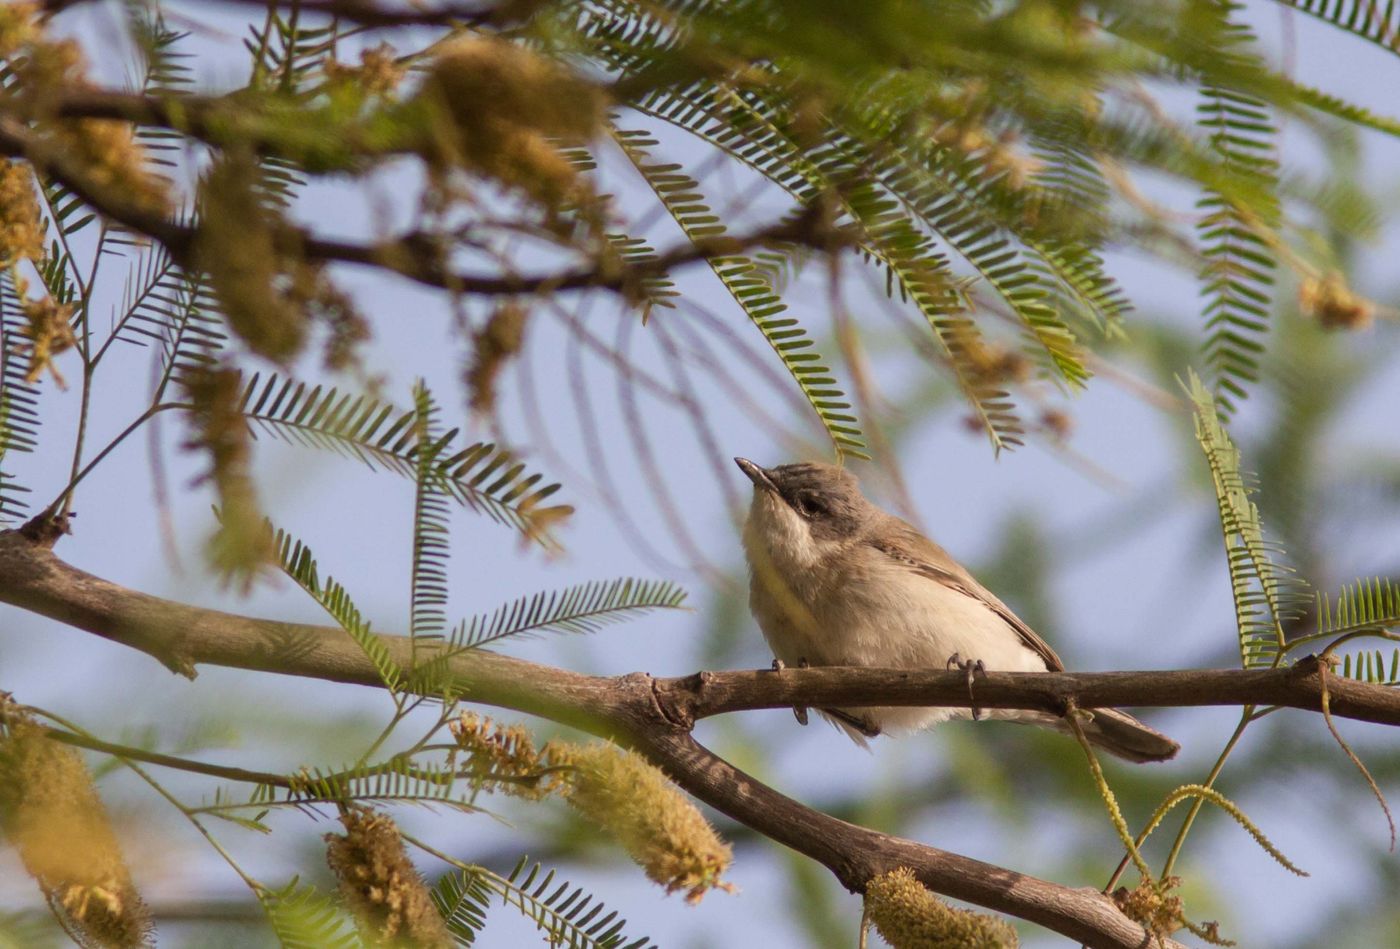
[734,458,870,569]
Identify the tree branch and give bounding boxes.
[0,110,849,297]
[651,659,1400,727]
[43,0,516,29]
[9,529,1393,947]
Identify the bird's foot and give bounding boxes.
[773,657,810,726]
[946,653,988,721]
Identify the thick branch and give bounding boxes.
[11,529,1393,947]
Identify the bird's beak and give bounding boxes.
[734,457,777,493]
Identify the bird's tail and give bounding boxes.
[1069,707,1179,763]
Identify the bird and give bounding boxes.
[734,457,1178,763]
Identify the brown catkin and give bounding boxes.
[0,717,153,948]
[1112,875,1184,940]
[864,867,1017,949]
[324,808,453,948]
[449,710,558,799]
[18,287,76,387]
[0,3,39,56]
[192,154,309,362]
[53,119,171,218]
[0,5,169,217]
[1300,272,1373,331]
[415,36,606,212]
[192,152,366,367]
[466,303,529,417]
[0,159,44,264]
[448,717,731,903]
[549,742,734,903]
[180,364,275,586]
[324,43,405,98]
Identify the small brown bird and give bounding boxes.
[736,458,1178,763]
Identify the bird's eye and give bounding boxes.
[795,494,827,518]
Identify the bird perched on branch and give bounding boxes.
[735,458,1178,763]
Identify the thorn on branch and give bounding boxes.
[18,510,73,548]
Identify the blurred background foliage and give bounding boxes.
[1,0,1399,947]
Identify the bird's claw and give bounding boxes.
[773,658,811,726]
[946,653,988,721]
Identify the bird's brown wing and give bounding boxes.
[866,518,1065,672]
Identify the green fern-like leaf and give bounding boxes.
[1339,648,1400,686]
[269,757,480,812]
[431,869,492,946]
[246,6,340,95]
[622,84,1028,450]
[1290,79,1400,141]
[605,232,680,319]
[1026,121,1131,337]
[609,9,1096,390]
[239,373,569,542]
[1282,0,1400,57]
[610,125,868,460]
[260,879,359,949]
[845,125,1091,389]
[450,578,688,651]
[124,0,194,167]
[38,177,98,243]
[239,8,337,208]
[273,526,405,694]
[846,180,1030,451]
[409,383,451,642]
[110,248,226,385]
[494,858,654,949]
[0,273,39,523]
[406,578,687,696]
[1187,370,1308,668]
[1316,578,1400,639]
[1196,4,1279,416]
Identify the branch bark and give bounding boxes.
[8,529,1393,947]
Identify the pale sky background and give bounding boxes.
[2,2,1400,947]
